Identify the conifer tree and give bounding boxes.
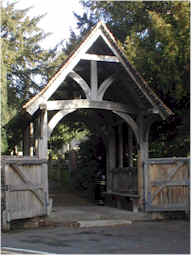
[1,1,58,153]
[73,1,190,156]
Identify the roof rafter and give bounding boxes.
[23,21,173,120]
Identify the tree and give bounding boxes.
[73,1,190,156]
[49,123,89,158]
[1,1,59,153]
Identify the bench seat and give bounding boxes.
[104,191,139,212]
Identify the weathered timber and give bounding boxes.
[68,71,91,99]
[1,157,50,230]
[147,158,189,164]
[104,192,139,212]
[145,158,190,212]
[6,184,44,192]
[150,162,184,202]
[128,127,133,167]
[151,180,189,186]
[106,128,116,192]
[48,109,75,138]
[97,75,115,100]
[81,53,119,62]
[113,111,139,144]
[110,167,138,195]
[117,124,123,168]
[20,21,175,215]
[23,23,103,115]
[37,109,48,159]
[1,159,47,165]
[29,122,34,156]
[9,164,45,205]
[23,125,30,156]
[45,99,134,113]
[90,60,98,100]
[104,191,139,198]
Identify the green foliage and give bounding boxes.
[70,135,102,193]
[74,1,190,157]
[49,123,90,156]
[1,1,60,153]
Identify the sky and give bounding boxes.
[14,0,84,49]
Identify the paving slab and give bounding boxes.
[44,205,152,227]
[78,219,132,228]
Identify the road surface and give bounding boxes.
[2,220,189,254]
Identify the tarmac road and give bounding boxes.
[2,220,190,254]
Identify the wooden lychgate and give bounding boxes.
[4,21,188,219]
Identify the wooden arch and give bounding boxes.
[47,100,139,144]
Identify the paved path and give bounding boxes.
[2,220,189,254]
[47,205,152,224]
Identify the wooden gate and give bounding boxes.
[1,156,50,230]
[144,158,190,212]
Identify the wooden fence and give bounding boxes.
[111,167,138,194]
[144,158,190,212]
[1,156,51,231]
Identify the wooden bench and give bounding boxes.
[106,167,139,212]
[104,191,139,212]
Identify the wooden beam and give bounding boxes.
[68,71,91,99]
[23,25,102,115]
[90,60,98,100]
[100,30,164,118]
[1,159,47,165]
[151,180,189,186]
[113,111,140,144]
[97,75,115,100]
[48,109,75,138]
[46,99,135,114]
[147,158,189,164]
[7,184,44,192]
[81,53,119,62]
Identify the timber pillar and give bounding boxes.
[37,108,48,159]
[23,122,34,156]
[137,115,149,211]
[128,127,133,167]
[106,128,116,192]
[23,124,30,156]
[117,124,123,168]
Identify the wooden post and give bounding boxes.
[128,127,133,167]
[29,122,34,157]
[118,124,123,168]
[137,114,149,211]
[37,109,48,159]
[23,125,30,156]
[106,128,116,192]
[90,60,98,100]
